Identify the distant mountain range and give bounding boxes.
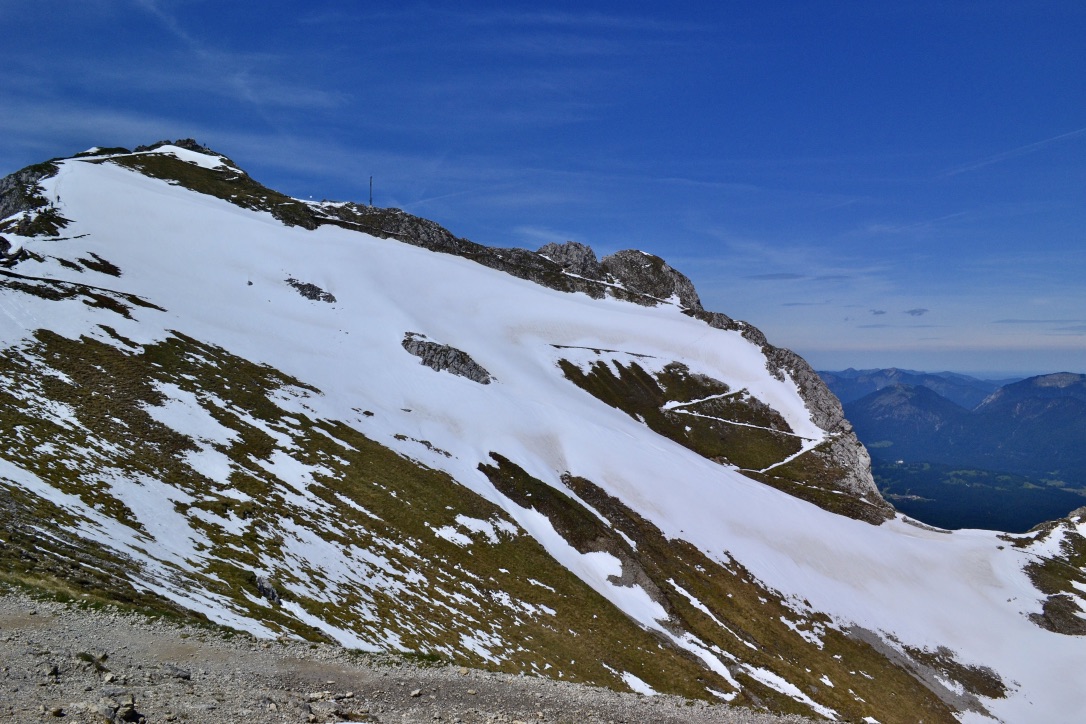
[818,367,1020,409]
[820,369,1086,531]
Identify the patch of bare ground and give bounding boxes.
[0,588,817,724]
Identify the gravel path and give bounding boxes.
[0,589,817,723]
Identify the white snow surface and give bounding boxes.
[0,156,1082,721]
[140,144,239,171]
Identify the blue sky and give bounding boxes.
[2,1,1084,375]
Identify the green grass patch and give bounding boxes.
[480,455,958,721]
[558,358,802,470]
[106,153,319,229]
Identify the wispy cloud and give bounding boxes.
[863,211,969,235]
[129,0,342,124]
[451,8,710,34]
[993,318,1083,325]
[510,225,583,247]
[858,323,942,329]
[0,101,196,156]
[746,272,806,281]
[941,126,1086,177]
[904,308,929,317]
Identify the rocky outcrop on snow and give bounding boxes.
[0,235,23,266]
[536,241,704,311]
[286,277,337,303]
[134,138,217,155]
[537,240,603,278]
[600,249,703,311]
[402,332,494,384]
[254,575,282,606]
[0,161,67,237]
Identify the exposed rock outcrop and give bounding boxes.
[134,138,217,156]
[0,162,68,237]
[402,332,494,384]
[537,240,603,278]
[1030,594,1086,635]
[255,575,282,606]
[285,277,336,303]
[600,249,703,311]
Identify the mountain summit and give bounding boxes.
[1,141,1084,722]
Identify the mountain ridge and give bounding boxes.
[818,368,1014,410]
[1,141,1084,722]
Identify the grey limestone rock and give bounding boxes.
[402,333,494,385]
[285,278,336,303]
[0,162,68,236]
[254,575,281,606]
[537,241,602,279]
[160,663,192,681]
[600,249,703,311]
[134,138,215,155]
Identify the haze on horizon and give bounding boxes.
[1,0,1083,375]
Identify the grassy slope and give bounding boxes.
[558,356,888,524]
[0,311,730,701]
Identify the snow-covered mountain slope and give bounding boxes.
[1,142,1084,722]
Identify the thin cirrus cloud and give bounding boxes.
[940,126,1086,177]
[129,0,350,120]
[858,323,942,329]
[904,308,929,317]
[993,318,1083,325]
[745,273,807,280]
[444,8,710,34]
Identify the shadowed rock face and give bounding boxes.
[402,332,494,384]
[0,162,68,237]
[0,165,52,221]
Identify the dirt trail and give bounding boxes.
[0,589,816,723]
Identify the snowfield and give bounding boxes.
[0,147,1083,722]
